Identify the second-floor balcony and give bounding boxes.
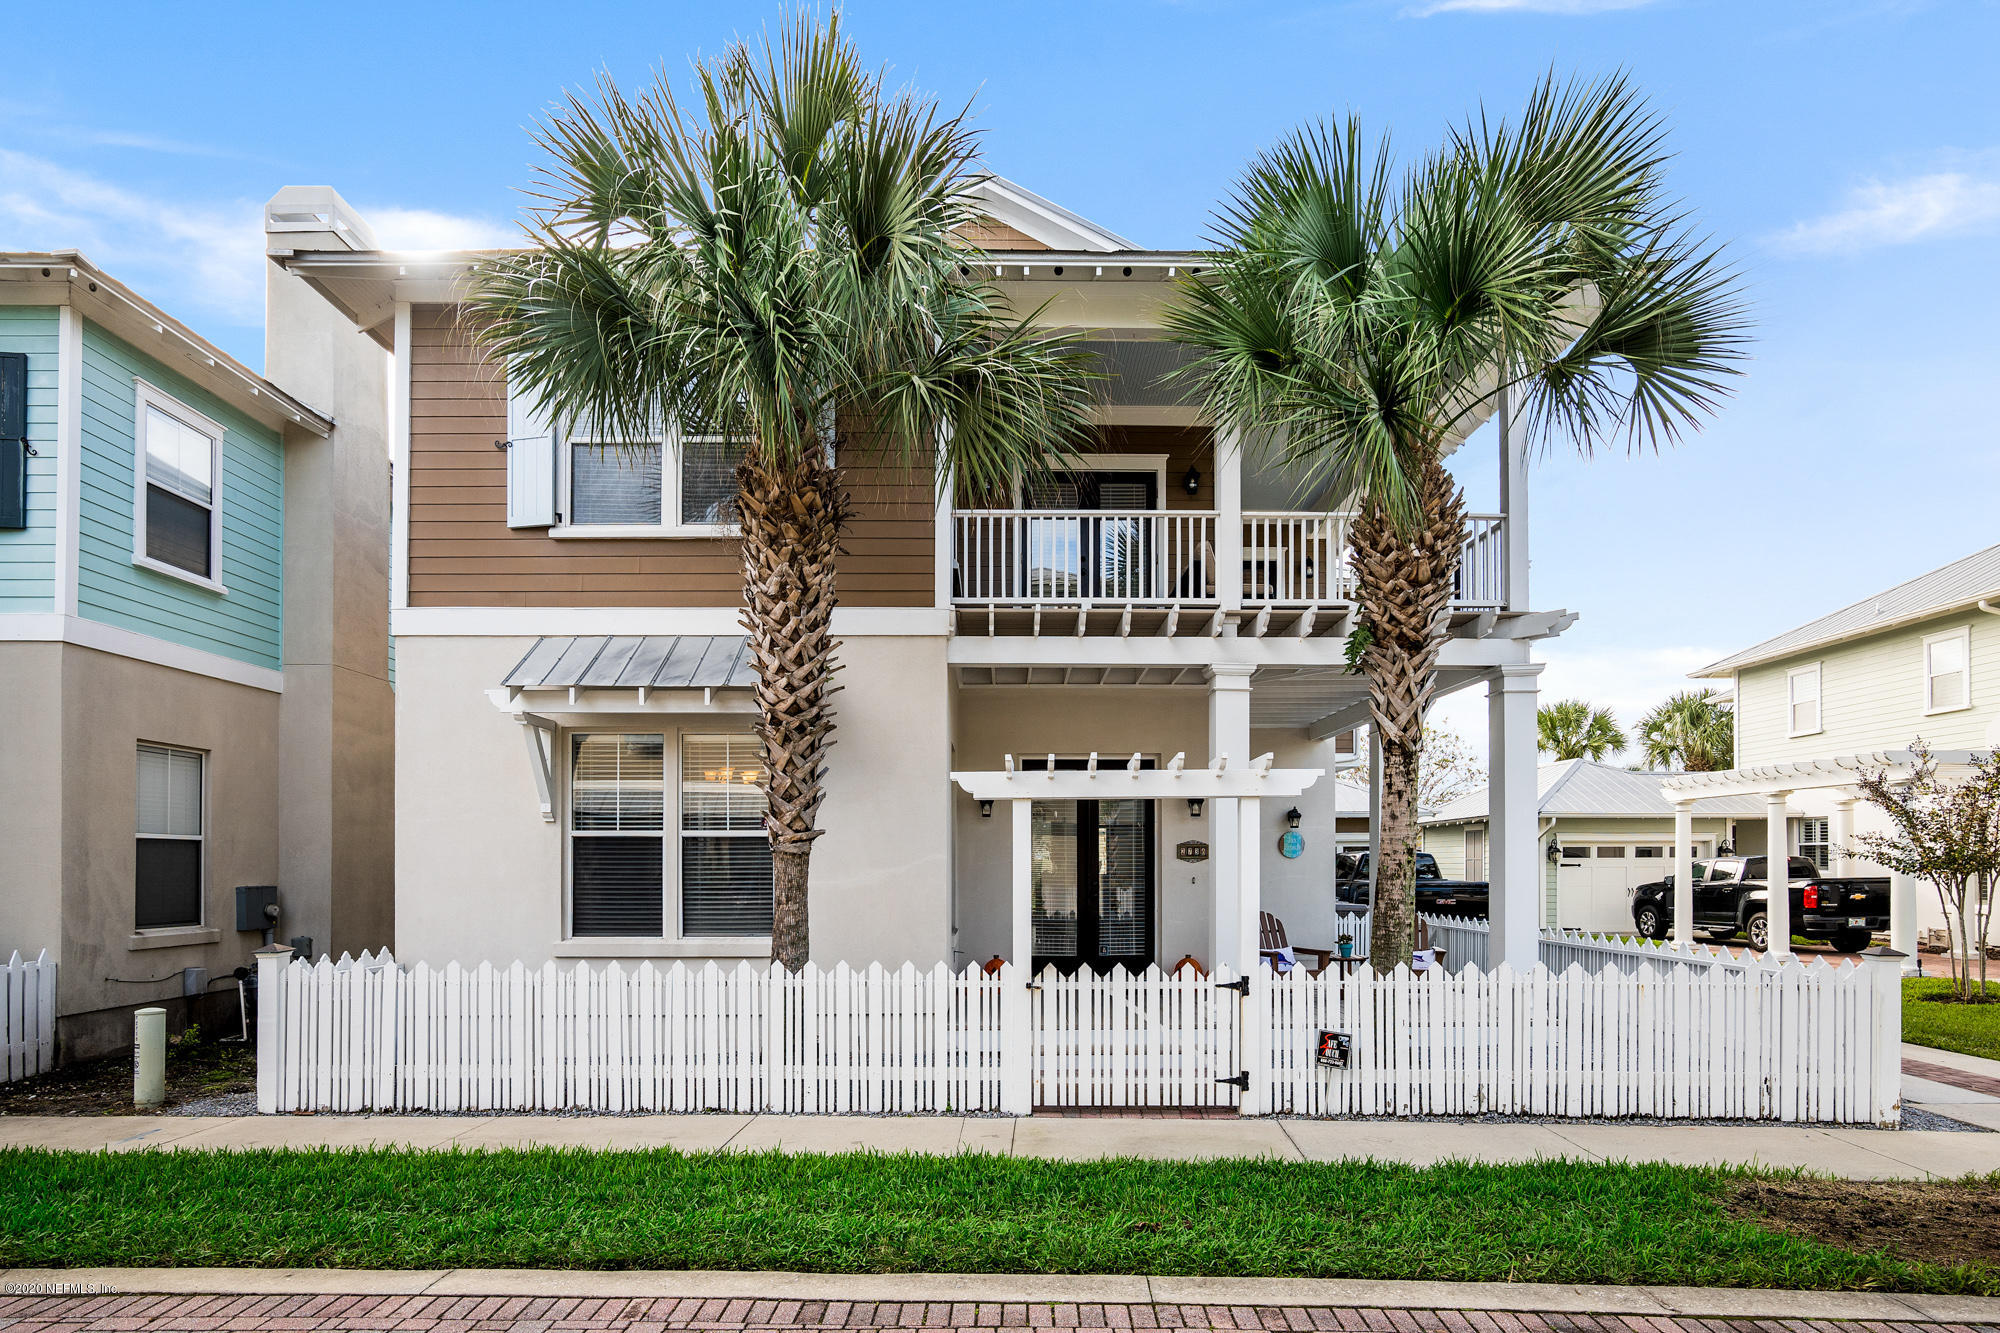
[951,508,1507,637]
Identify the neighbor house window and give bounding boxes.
[136,744,203,929]
[1924,628,1970,714]
[1786,663,1821,736]
[680,734,773,937]
[569,733,666,936]
[134,382,223,585]
[565,431,743,530]
[1797,816,1831,869]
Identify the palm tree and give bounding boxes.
[1636,689,1735,772]
[465,14,1099,969]
[1538,699,1625,762]
[1165,77,1747,970]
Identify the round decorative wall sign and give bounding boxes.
[1279,829,1305,859]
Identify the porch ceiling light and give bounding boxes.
[1286,807,1302,830]
[979,799,995,819]
[1187,797,1204,818]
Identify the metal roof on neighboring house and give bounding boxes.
[1695,541,2000,678]
[1420,760,1780,825]
[503,635,755,690]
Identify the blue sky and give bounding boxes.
[5,0,1997,759]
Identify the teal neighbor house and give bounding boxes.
[0,252,393,1058]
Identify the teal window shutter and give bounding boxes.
[0,352,25,529]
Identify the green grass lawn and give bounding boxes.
[1904,976,2000,1061]
[0,1147,1993,1294]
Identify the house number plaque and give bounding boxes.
[1175,840,1210,863]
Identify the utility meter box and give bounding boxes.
[234,884,278,932]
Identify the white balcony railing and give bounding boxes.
[952,509,1508,609]
[954,509,1217,605]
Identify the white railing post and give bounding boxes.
[1864,945,1905,1126]
[1497,386,1529,611]
[254,941,294,1114]
[1216,429,1243,612]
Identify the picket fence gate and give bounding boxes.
[1,951,57,1084]
[257,947,1900,1123]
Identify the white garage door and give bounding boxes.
[1555,843,1679,934]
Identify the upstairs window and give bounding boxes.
[1786,663,1821,737]
[1924,628,1970,714]
[136,744,204,929]
[564,431,744,532]
[134,382,222,586]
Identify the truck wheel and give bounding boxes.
[1634,906,1667,940]
[1745,912,1770,952]
[1830,928,1873,954]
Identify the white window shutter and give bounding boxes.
[505,369,558,529]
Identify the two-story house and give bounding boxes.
[266,178,1569,984]
[1660,541,2000,958]
[0,248,393,1058]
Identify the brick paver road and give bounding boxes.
[0,1293,1992,1333]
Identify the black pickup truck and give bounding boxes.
[1336,851,1490,919]
[1628,855,1890,953]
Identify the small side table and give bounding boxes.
[1321,954,1368,978]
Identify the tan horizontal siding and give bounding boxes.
[957,217,1051,251]
[405,305,934,609]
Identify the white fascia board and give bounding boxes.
[952,767,1324,801]
[969,176,1136,252]
[394,606,952,638]
[0,613,285,692]
[948,635,1533,671]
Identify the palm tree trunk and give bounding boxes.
[1350,453,1466,973]
[736,447,848,972]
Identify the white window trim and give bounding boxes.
[136,741,206,932]
[553,426,741,540]
[1785,662,1822,738]
[561,727,772,954]
[1010,452,1171,509]
[1922,626,1972,716]
[131,379,227,594]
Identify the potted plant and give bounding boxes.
[1337,932,1355,960]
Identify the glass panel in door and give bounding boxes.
[1031,802,1080,958]
[1095,798,1150,962]
[1022,471,1158,601]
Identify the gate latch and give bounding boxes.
[1215,1070,1250,1091]
[1214,976,1249,996]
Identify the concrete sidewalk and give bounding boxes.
[3,1111,1998,1179]
[1,1268,1996,1327]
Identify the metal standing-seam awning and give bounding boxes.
[488,635,760,822]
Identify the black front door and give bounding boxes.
[1024,758,1156,974]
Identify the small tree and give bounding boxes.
[1635,689,1734,772]
[1538,699,1624,762]
[1337,724,1487,814]
[1849,743,2000,1002]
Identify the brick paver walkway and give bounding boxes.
[1903,1056,2000,1099]
[0,1293,1991,1332]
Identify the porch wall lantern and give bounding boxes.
[1183,464,1201,496]
[1186,797,1205,819]
[978,799,995,819]
[1286,807,1303,830]
[1546,840,1562,863]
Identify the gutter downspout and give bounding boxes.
[1977,600,2000,617]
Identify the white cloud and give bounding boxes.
[0,150,513,331]
[1427,640,1728,769]
[1773,171,2000,255]
[1410,0,1656,14]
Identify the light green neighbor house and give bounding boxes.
[1421,759,1778,935]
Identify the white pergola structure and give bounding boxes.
[1659,748,1992,967]
[950,749,1321,1115]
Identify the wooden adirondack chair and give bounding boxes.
[1258,911,1336,975]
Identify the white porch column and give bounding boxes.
[1208,665,1254,971]
[1002,797,1034,1115]
[1497,386,1529,612]
[1890,872,1920,972]
[1487,663,1543,969]
[1672,800,1695,946]
[1831,795,1857,875]
[1215,427,1243,612]
[1764,791,1793,959]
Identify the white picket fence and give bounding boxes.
[1,951,57,1083]
[1539,928,1771,977]
[258,954,1005,1114]
[1263,958,1900,1123]
[257,947,1901,1123]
